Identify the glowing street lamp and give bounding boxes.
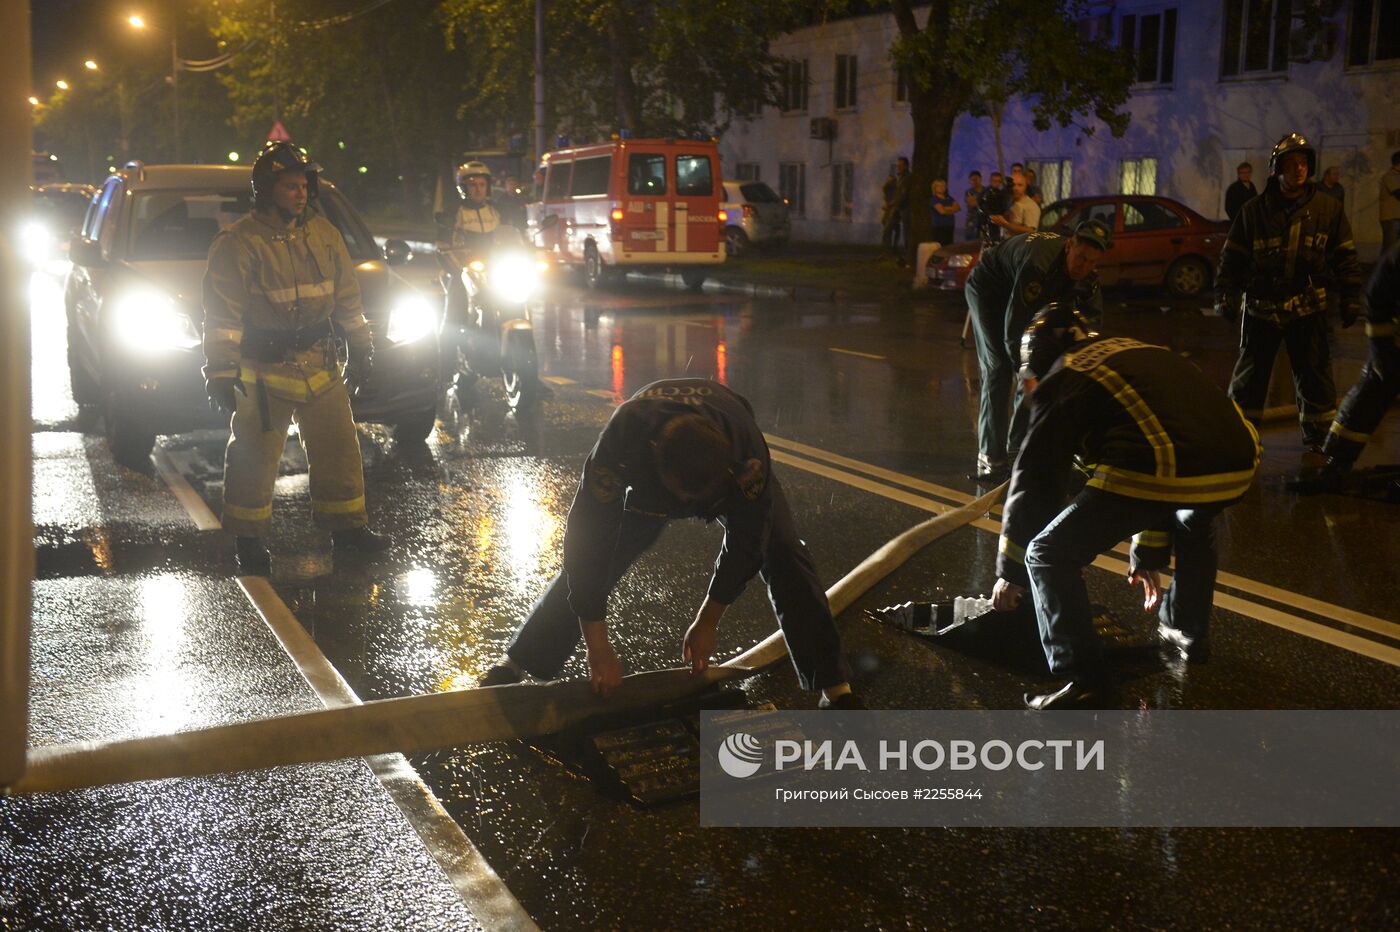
[127,12,182,160]
[84,60,99,71]
[27,96,39,106]
[55,80,69,91]
[128,14,146,29]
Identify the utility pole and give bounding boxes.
[534,0,545,165]
[170,0,181,161]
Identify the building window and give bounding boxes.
[831,162,854,220]
[1078,11,1114,42]
[1119,157,1158,195]
[1348,0,1400,67]
[1027,159,1073,203]
[1121,9,1178,83]
[779,162,806,217]
[894,66,912,103]
[734,162,761,182]
[1220,0,1292,76]
[835,54,858,110]
[780,59,809,113]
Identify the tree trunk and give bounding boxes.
[905,87,962,250]
[607,13,638,131]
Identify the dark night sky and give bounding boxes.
[30,0,219,95]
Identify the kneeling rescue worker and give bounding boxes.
[480,378,864,710]
[991,303,1262,709]
[202,141,390,575]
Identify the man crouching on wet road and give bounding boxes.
[479,378,864,710]
[990,304,1261,710]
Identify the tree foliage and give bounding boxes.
[888,0,1134,242]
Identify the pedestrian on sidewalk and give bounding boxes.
[963,171,984,241]
[882,156,913,267]
[477,379,864,710]
[202,142,391,576]
[929,179,960,246]
[1318,166,1345,203]
[1225,162,1257,222]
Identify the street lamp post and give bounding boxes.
[129,11,181,161]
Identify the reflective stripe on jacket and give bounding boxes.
[202,206,370,400]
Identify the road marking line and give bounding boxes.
[829,347,886,360]
[541,376,575,386]
[771,446,1400,668]
[152,448,222,530]
[769,434,1400,643]
[585,388,619,400]
[239,577,536,930]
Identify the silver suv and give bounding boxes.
[64,162,441,468]
[720,180,790,257]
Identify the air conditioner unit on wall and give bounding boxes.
[809,117,836,140]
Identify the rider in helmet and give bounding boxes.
[1216,132,1363,469]
[452,160,504,250]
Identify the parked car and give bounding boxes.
[24,182,98,270]
[65,161,440,469]
[528,136,726,291]
[719,180,790,256]
[926,195,1229,297]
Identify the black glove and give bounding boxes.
[1340,302,1361,329]
[1372,338,1400,381]
[344,344,373,394]
[1214,293,1240,323]
[206,376,244,415]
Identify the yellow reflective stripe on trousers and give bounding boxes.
[1329,421,1370,443]
[224,501,273,521]
[1132,530,1171,547]
[1365,321,1395,338]
[998,534,1027,564]
[1084,366,1176,477]
[312,495,366,515]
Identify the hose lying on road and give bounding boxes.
[8,483,1005,795]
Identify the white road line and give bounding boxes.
[769,434,1400,643]
[771,447,1400,669]
[541,376,575,386]
[829,347,887,360]
[239,577,536,930]
[152,449,221,530]
[585,388,619,400]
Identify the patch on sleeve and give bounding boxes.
[1021,279,1043,306]
[587,463,624,504]
[736,457,767,501]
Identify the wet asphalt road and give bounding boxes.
[18,263,1400,929]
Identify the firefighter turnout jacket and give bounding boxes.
[1216,180,1362,324]
[1326,241,1400,461]
[968,231,1105,345]
[563,379,772,621]
[997,337,1261,587]
[202,204,372,401]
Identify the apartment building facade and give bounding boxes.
[718,1,1400,257]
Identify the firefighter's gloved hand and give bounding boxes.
[1214,293,1240,323]
[344,344,373,394]
[1372,339,1400,381]
[1340,302,1361,328]
[206,376,244,415]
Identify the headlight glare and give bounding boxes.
[947,254,974,268]
[386,294,437,344]
[490,253,540,304]
[109,288,201,352]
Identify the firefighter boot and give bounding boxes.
[235,536,272,576]
[331,526,391,555]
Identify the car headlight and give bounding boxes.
[20,221,53,265]
[489,253,541,304]
[946,254,973,268]
[108,288,201,352]
[386,293,438,344]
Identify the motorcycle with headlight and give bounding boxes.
[437,223,551,426]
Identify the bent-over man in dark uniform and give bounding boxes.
[480,379,863,709]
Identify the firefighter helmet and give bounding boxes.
[1020,301,1099,381]
[1269,133,1316,179]
[455,160,493,201]
[251,142,321,207]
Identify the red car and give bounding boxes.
[926,195,1230,297]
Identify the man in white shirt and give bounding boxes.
[990,174,1041,237]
